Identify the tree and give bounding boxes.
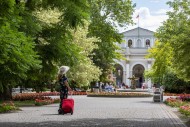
[0,0,135,99]
[145,41,173,84]
[145,0,190,93]
[14,0,90,92]
[0,0,90,98]
[156,0,190,81]
[88,0,134,80]
[0,0,41,100]
[68,22,102,87]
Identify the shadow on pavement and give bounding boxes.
[135,100,163,104]
[0,118,186,127]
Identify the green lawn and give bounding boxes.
[14,100,35,107]
[0,100,35,107]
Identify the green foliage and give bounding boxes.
[0,0,134,99]
[67,22,102,86]
[88,0,134,80]
[162,71,190,93]
[0,102,18,113]
[11,0,90,92]
[146,0,190,92]
[179,107,190,116]
[156,0,190,81]
[13,100,35,107]
[145,41,173,83]
[165,98,187,107]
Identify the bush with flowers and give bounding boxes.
[165,95,190,116]
[0,101,19,113]
[179,105,190,116]
[164,97,187,107]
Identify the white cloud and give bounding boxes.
[118,7,168,32]
[153,8,172,15]
[150,0,160,3]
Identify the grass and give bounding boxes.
[0,100,35,113]
[0,100,35,107]
[14,100,35,107]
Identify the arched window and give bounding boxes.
[137,39,141,47]
[128,39,132,47]
[146,39,150,46]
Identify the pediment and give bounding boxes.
[122,27,154,37]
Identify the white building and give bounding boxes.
[114,27,156,88]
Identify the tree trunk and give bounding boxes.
[20,85,23,93]
[50,83,53,92]
[0,85,12,101]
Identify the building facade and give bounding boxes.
[114,27,156,88]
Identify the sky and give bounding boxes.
[118,0,172,32]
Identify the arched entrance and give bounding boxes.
[132,64,145,88]
[113,64,123,87]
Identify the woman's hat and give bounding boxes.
[59,66,70,74]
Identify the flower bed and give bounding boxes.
[13,91,86,101]
[34,98,60,106]
[164,97,187,107]
[179,105,190,116]
[164,93,190,97]
[87,92,153,97]
[0,101,19,113]
[165,96,190,116]
[12,92,59,101]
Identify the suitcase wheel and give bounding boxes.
[58,109,63,114]
[71,110,73,115]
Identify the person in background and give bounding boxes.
[152,84,156,92]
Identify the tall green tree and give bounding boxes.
[156,0,190,81]
[88,0,134,81]
[145,0,190,93]
[68,22,102,87]
[14,0,90,92]
[0,0,41,100]
[0,0,90,97]
[145,41,173,84]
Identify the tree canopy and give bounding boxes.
[145,0,190,91]
[88,0,134,80]
[0,0,134,99]
[156,0,190,81]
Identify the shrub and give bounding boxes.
[0,101,18,113]
[179,105,190,116]
[164,97,187,107]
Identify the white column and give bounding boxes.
[147,59,152,88]
[151,38,154,47]
[126,63,130,86]
[143,37,145,48]
[123,71,127,84]
[134,38,136,47]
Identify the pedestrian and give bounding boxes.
[58,66,72,111]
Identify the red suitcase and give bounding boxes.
[59,98,74,115]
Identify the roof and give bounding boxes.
[120,27,155,34]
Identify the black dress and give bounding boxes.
[59,76,68,108]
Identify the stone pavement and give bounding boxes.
[0,96,187,127]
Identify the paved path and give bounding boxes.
[0,96,187,127]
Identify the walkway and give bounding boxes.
[0,96,187,127]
